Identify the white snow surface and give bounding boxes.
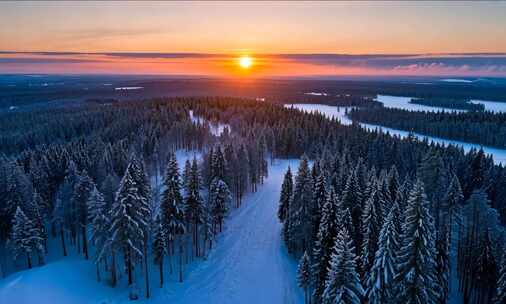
[0,159,303,304]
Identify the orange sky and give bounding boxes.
[1,2,506,76]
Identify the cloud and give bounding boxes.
[1,51,506,76]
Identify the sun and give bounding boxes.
[238,56,253,69]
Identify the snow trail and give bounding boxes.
[164,159,303,304]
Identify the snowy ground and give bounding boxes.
[188,110,231,137]
[0,159,303,304]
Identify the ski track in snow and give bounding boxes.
[0,159,303,304]
[165,159,303,304]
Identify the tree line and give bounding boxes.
[349,107,506,148]
[409,97,485,111]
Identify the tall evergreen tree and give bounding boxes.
[360,186,383,277]
[160,152,186,282]
[10,207,44,269]
[365,207,400,304]
[278,167,293,222]
[289,156,314,252]
[322,229,364,304]
[87,186,108,281]
[298,251,311,304]
[185,157,205,257]
[108,166,145,286]
[210,178,231,233]
[152,214,166,287]
[395,179,439,304]
[312,188,339,303]
[494,252,506,304]
[72,171,94,259]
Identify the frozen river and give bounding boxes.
[377,94,506,113]
[286,103,506,165]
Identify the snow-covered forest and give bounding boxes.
[1,97,506,303]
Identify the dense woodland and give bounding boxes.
[409,98,485,111]
[349,107,506,149]
[1,97,506,303]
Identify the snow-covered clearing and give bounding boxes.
[284,104,353,125]
[0,159,303,304]
[188,110,231,137]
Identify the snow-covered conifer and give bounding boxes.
[322,229,364,304]
[395,179,439,304]
[365,207,400,304]
[278,166,293,222]
[210,178,231,233]
[298,251,311,304]
[10,207,44,269]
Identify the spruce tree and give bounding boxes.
[160,152,186,282]
[322,229,364,304]
[365,207,400,304]
[87,186,108,281]
[108,166,145,286]
[210,178,231,233]
[395,179,439,304]
[152,214,166,287]
[289,155,313,252]
[278,166,293,222]
[185,157,204,257]
[360,186,382,277]
[494,252,506,304]
[10,207,44,269]
[72,171,94,259]
[312,188,338,303]
[298,251,311,304]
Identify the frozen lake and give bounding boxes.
[377,94,506,113]
[286,103,506,165]
[284,104,353,125]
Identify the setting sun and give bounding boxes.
[238,56,253,69]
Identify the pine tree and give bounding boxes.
[10,207,44,269]
[298,251,311,304]
[365,207,400,304]
[395,179,439,304]
[322,229,364,304]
